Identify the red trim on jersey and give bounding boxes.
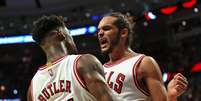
[104,54,134,68]
[133,55,150,96]
[38,54,67,71]
[73,55,88,89]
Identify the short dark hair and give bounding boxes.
[105,12,134,46]
[32,15,66,44]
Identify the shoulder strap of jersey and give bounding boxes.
[132,54,150,96]
[72,55,88,90]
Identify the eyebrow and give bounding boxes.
[98,24,112,29]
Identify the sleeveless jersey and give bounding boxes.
[103,54,151,101]
[31,55,97,101]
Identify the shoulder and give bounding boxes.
[136,55,156,70]
[77,54,104,75]
[141,56,157,66]
[79,54,99,62]
[78,54,102,67]
[138,56,161,77]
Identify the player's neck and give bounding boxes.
[42,43,68,63]
[108,47,135,63]
[46,51,66,63]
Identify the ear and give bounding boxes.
[120,28,129,38]
[56,31,65,41]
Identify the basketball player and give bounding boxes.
[27,15,121,101]
[97,12,188,101]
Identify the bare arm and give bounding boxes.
[139,56,167,101]
[77,54,119,101]
[27,82,33,101]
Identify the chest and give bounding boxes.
[104,62,136,93]
[103,55,145,93]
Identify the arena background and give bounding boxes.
[0,0,200,100]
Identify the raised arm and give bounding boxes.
[77,54,119,101]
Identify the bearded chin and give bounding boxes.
[101,32,121,55]
[101,47,112,55]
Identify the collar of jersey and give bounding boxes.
[38,54,67,71]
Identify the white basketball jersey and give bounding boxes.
[103,54,151,101]
[31,55,97,101]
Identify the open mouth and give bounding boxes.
[99,38,107,48]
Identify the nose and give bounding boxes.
[97,29,104,38]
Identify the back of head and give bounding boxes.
[32,15,66,44]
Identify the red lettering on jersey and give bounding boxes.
[38,80,72,99]
[42,88,50,99]
[38,94,46,101]
[107,71,114,88]
[66,80,71,93]
[60,80,65,92]
[47,84,54,96]
[53,82,59,94]
[114,73,125,94]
